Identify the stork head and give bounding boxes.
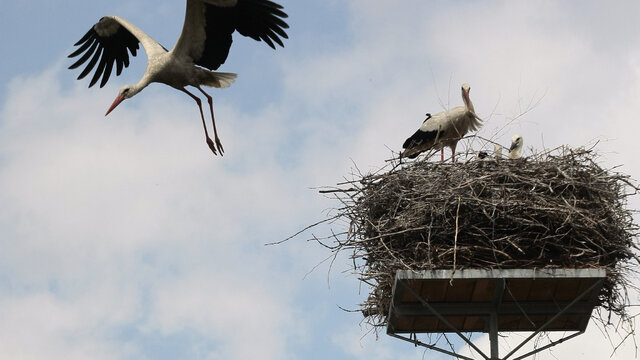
[508,134,524,159]
[510,134,523,151]
[461,83,472,109]
[461,83,471,98]
[105,85,138,116]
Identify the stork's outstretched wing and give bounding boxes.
[173,0,289,71]
[68,17,141,88]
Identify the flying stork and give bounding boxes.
[68,0,289,156]
[401,83,482,162]
[508,134,523,159]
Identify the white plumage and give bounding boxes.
[401,83,482,162]
[68,0,289,156]
[508,134,524,159]
[494,144,503,160]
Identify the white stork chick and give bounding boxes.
[401,83,482,162]
[494,144,503,160]
[476,150,490,160]
[508,134,524,159]
[68,0,289,156]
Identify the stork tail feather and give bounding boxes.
[203,71,238,88]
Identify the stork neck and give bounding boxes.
[131,77,152,97]
[463,91,475,113]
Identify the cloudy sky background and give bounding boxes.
[1,1,639,359]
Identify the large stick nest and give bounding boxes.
[315,146,640,329]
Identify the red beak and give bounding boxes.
[105,94,126,116]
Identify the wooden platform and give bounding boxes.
[387,268,606,334]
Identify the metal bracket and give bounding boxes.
[387,271,605,360]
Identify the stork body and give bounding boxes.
[68,0,289,156]
[401,83,482,162]
[476,151,490,160]
[509,134,523,159]
[494,144,503,161]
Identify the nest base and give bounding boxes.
[387,268,605,334]
[387,268,606,360]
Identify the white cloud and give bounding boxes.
[0,283,139,360]
[330,324,430,360]
[144,267,300,360]
[0,64,319,359]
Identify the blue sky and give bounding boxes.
[1,1,639,359]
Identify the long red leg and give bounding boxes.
[180,88,218,156]
[441,148,445,162]
[196,86,224,155]
[451,144,457,163]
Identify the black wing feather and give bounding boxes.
[69,40,98,70]
[73,30,93,47]
[235,0,289,48]
[99,51,115,88]
[91,49,109,87]
[196,0,289,70]
[402,129,441,150]
[68,36,95,58]
[197,5,236,70]
[78,46,103,80]
[402,129,442,159]
[401,114,439,158]
[68,18,140,88]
